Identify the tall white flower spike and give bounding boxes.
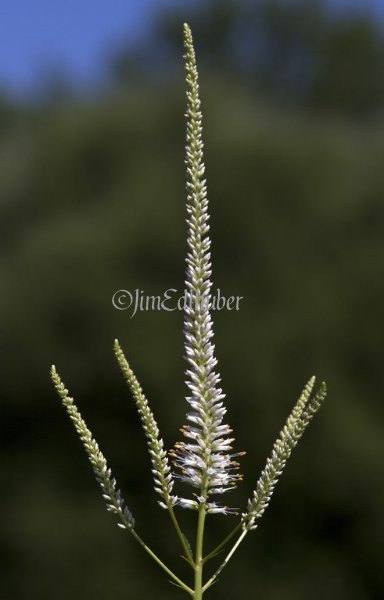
[170,24,245,515]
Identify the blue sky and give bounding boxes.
[0,0,191,96]
[0,0,382,97]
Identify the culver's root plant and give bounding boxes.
[51,24,327,599]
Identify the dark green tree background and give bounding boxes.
[1,1,383,598]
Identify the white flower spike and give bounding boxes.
[170,23,245,515]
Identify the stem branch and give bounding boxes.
[168,505,195,567]
[203,521,242,563]
[130,529,193,596]
[202,529,248,592]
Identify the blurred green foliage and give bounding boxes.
[1,1,384,599]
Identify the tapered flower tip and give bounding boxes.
[114,339,124,356]
[51,365,59,379]
[51,365,63,386]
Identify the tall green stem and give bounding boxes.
[194,504,207,599]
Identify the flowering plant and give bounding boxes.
[51,24,327,599]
